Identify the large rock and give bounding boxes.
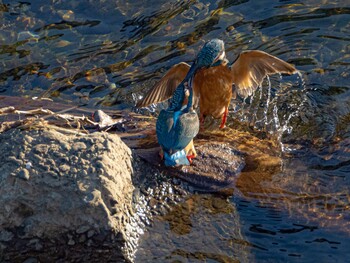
[0,128,135,262]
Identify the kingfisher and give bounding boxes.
[155,39,227,166]
[137,48,298,129]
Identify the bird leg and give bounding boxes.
[200,114,206,129]
[184,140,197,163]
[219,106,228,129]
[159,148,164,160]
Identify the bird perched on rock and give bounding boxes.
[156,39,227,166]
[137,48,298,129]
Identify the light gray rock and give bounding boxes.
[0,128,136,261]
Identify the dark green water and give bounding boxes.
[1,0,350,262]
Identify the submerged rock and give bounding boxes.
[170,143,245,192]
[0,128,135,262]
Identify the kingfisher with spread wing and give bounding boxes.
[137,48,298,129]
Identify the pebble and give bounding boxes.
[18,168,30,180]
[59,164,70,173]
[72,142,87,152]
[33,144,49,154]
[0,230,14,242]
[78,235,86,243]
[7,156,23,166]
[87,230,95,238]
[55,40,71,48]
[23,258,38,263]
[95,160,104,169]
[57,10,75,21]
[76,225,90,234]
[67,234,75,246]
[25,162,32,169]
[87,239,93,247]
[97,168,105,175]
[28,238,43,251]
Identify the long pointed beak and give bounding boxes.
[185,62,199,80]
[214,50,226,64]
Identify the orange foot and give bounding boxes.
[159,149,164,160]
[219,107,228,129]
[186,154,196,164]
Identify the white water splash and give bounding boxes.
[236,71,308,152]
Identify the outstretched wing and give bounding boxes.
[136,62,190,108]
[231,50,298,98]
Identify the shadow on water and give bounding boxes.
[1,0,350,262]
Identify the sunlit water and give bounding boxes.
[1,0,350,262]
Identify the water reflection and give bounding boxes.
[1,0,350,262]
[135,194,251,262]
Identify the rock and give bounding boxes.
[0,230,14,242]
[87,229,95,238]
[76,225,90,234]
[170,143,245,192]
[0,128,135,261]
[18,168,30,180]
[135,143,244,192]
[23,258,38,263]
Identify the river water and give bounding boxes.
[1,0,350,262]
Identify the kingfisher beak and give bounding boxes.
[185,63,199,81]
[213,50,226,64]
[210,50,227,67]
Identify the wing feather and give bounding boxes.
[231,50,298,98]
[136,62,190,108]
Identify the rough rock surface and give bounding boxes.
[170,143,245,192]
[0,128,135,262]
[134,143,244,193]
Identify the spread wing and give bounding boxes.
[136,62,190,108]
[231,50,298,98]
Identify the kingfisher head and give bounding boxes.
[185,39,226,81]
[178,39,226,110]
[196,39,226,68]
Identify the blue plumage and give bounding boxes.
[156,39,226,166]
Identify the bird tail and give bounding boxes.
[164,150,190,166]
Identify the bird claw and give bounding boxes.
[220,107,228,129]
[159,150,164,160]
[186,154,196,164]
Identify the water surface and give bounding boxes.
[1,0,350,262]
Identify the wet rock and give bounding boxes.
[57,10,75,21]
[172,143,244,191]
[0,230,14,242]
[7,156,23,166]
[87,229,95,238]
[23,258,38,263]
[76,225,90,234]
[17,31,39,42]
[135,143,244,192]
[18,168,30,180]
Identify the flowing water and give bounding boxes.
[1,0,350,262]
